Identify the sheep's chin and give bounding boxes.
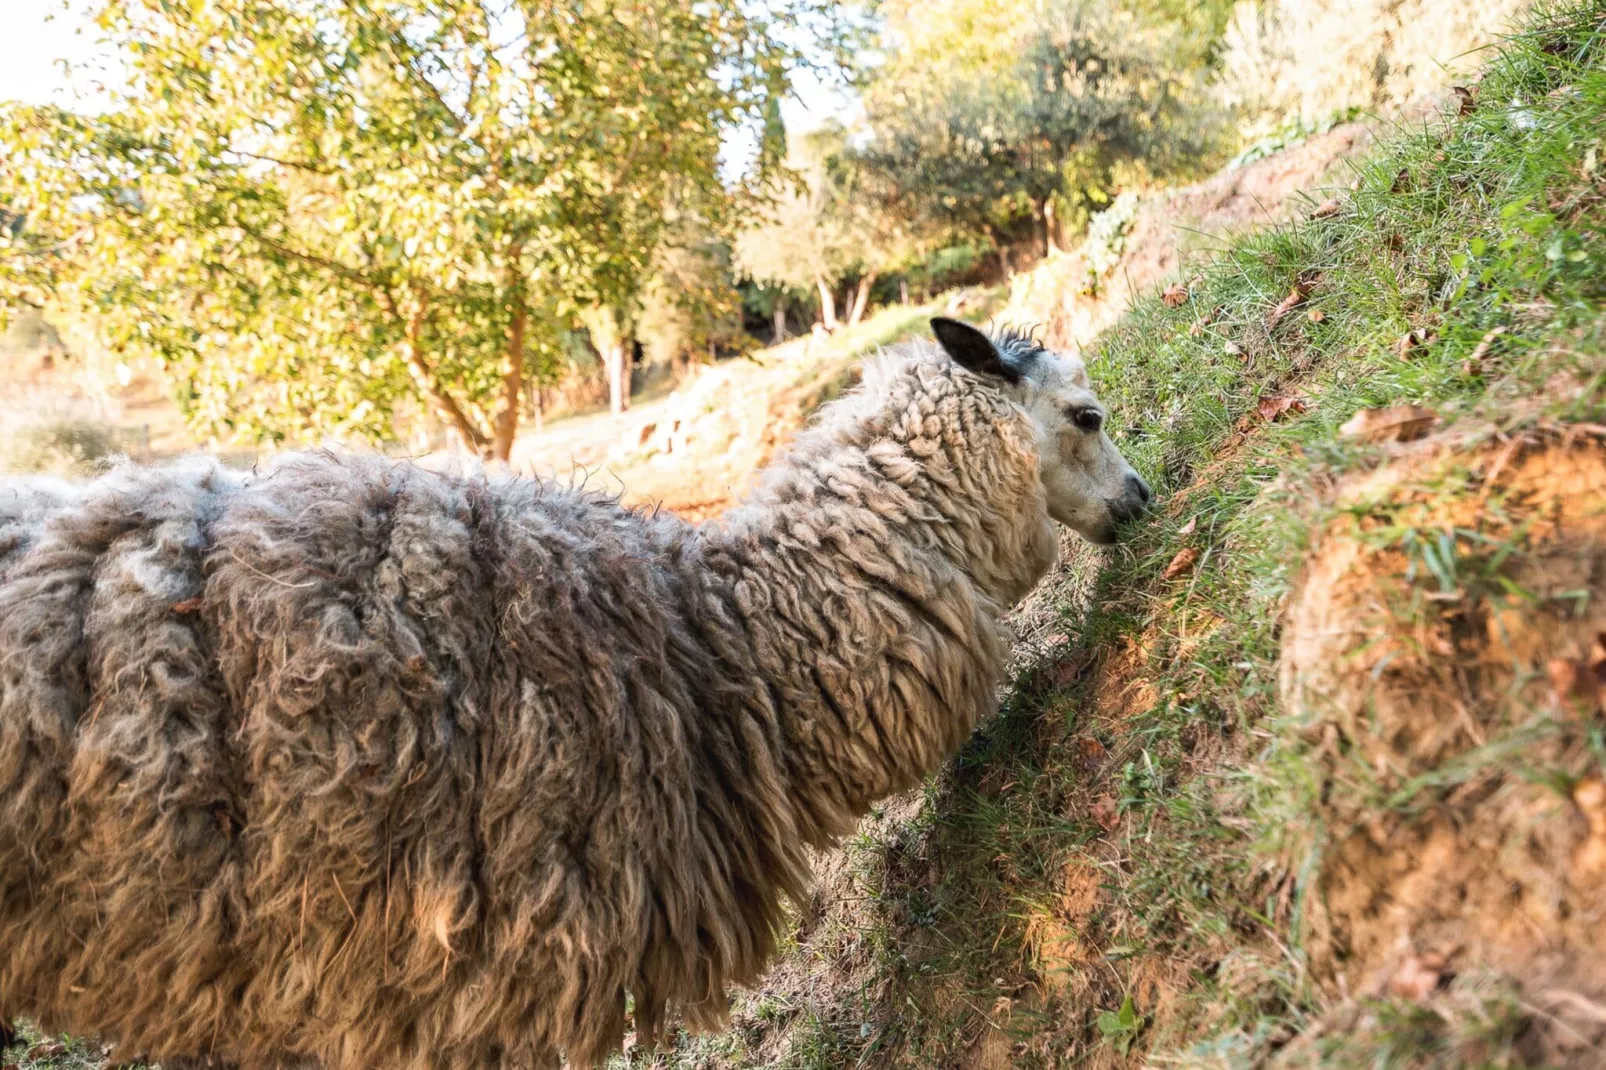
[1049,506,1120,544]
[1082,523,1120,545]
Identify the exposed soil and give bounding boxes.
[1277,424,1606,1066]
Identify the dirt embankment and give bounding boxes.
[1277,426,1606,1066]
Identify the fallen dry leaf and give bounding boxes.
[1161,546,1200,581]
[1391,167,1412,193]
[1310,197,1343,219]
[1189,305,1225,338]
[1387,954,1448,1001]
[26,1044,67,1061]
[1575,777,1606,830]
[1256,394,1307,423]
[1549,656,1586,708]
[1177,516,1198,536]
[1161,282,1189,307]
[1338,405,1439,444]
[1074,737,1108,772]
[1547,633,1606,714]
[1453,84,1477,116]
[1050,649,1096,688]
[1090,795,1120,832]
[1223,340,1244,358]
[1573,776,1606,880]
[1307,308,1325,323]
[1394,327,1434,358]
[1269,287,1307,326]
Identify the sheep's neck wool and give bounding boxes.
[0,344,1059,1070]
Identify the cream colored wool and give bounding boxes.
[0,330,1137,1070]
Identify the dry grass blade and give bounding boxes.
[1338,405,1439,443]
[1463,325,1510,374]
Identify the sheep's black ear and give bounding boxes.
[930,317,1022,385]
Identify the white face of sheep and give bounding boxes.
[931,317,1152,544]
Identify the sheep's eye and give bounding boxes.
[1070,408,1103,433]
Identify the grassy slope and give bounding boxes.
[638,4,1606,1067]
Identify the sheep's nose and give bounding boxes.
[1126,473,1153,508]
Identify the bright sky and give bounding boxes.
[0,0,122,110]
[0,0,851,144]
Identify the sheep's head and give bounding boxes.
[931,316,1151,544]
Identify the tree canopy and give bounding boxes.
[1,0,814,455]
[852,0,1227,255]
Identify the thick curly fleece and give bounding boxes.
[0,341,1059,1070]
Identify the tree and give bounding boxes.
[637,232,745,374]
[0,0,813,453]
[734,165,855,331]
[733,124,917,333]
[852,0,1225,260]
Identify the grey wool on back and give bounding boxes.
[0,342,1061,1070]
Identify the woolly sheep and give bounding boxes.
[0,318,1150,1070]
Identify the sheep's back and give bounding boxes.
[0,453,780,1070]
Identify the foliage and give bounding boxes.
[733,135,864,325]
[1217,0,1535,136]
[732,124,918,330]
[637,236,747,372]
[1096,993,1146,1055]
[0,0,817,455]
[850,0,1228,252]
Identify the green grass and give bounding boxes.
[635,2,1606,1066]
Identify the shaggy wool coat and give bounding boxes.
[0,343,1060,1070]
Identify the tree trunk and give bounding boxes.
[491,278,526,463]
[982,224,1009,281]
[814,276,838,331]
[398,292,488,454]
[584,305,633,416]
[604,340,631,414]
[1043,197,1060,255]
[846,271,877,326]
[900,279,910,306]
[772,296,788,342]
